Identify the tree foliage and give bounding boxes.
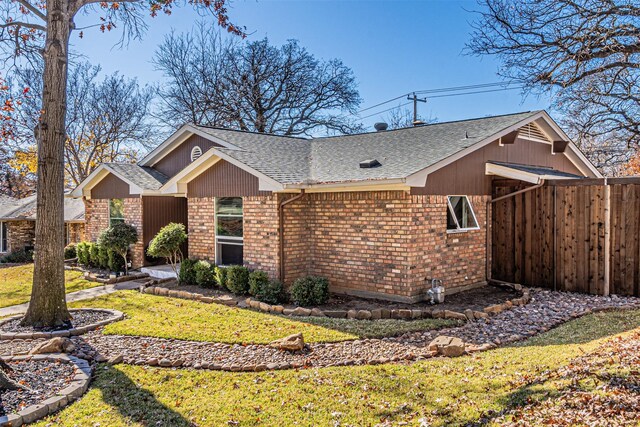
[147,222,187,277]
[99,223,138,275]
[468,0,640,162]
[154,25,362,136]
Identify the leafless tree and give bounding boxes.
[155,26,363,136]
[0,0,241,329]
[0,146,35,197]
[9,61,154,186]
[384,106,437,130]
[467,0,640,169]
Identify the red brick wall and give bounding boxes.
[66,223,85,244]
[185,191,490,302]
[6,220,35,252]
[84,197,145,269]
[187,197,215,261]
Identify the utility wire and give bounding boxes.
[355,81,521,115]
[356,85,525,120]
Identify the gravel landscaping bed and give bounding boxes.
[0,289,638,373]
[0,309,124,340]
[0,359,76,416]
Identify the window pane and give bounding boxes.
[219,243,243,265]
[216,197,243,215]
[217,217,243,237]
[110,199,124,219]
[447,196,478,230]
[1,222,6,252]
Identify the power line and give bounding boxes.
[357,85,525,120]
[355,81,520,115]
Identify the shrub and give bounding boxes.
[108,249,126,272]
[0,248,34,263]
[98,244,110,269]
[194,260,216,288]
[76,242,90,265]
[89,243,100,267]
[147,223,187,278]
[225,265,250,295]
[178,258,198,285]
[290,276,330,307]
[249,271,286,304]
[215,266,228,289]
[64,244,77,260]
[99,223,138,274]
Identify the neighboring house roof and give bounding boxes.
[103,163,169,191]
[0,195,85,222]
[0,195,22,218]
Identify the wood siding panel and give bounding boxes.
[188,160,271,198]
[413,138,587,196]
[153,134,220,178]
[91,173,135,199]
[492,180,640,297]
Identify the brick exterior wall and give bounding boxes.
[6,220,35,252]
[84,197,145,269]
[187,197,216,260]
[66,223,85,244]
[185,191,489,302]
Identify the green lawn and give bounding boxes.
[35,309,640,427]
[0,264,98,308]
[70,291,454,344]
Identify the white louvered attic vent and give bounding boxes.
[190,146,203,162]
[518,122,549,142]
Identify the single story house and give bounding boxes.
[71,110,601,302]
[0,194,86,255]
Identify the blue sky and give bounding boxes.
[72,0,550,132]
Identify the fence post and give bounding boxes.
[603,178,611,296]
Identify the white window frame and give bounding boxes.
[0,221,7,253]
[214,197,244,266]
[446,195,480,233]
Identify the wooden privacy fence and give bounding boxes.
[491,177,640,297]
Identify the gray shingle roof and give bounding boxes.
[488,161,583,179]
[192,111,541,185]
[0,195,85,221]
[0,195,22,218]
[105,163,169,190]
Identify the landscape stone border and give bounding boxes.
[0,353,91,427]
[0,309,124,341]
[142,284,531,322]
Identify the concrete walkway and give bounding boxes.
[0,280,141,317]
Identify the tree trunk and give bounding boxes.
[20,0,71,328]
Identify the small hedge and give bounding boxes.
[89,243,100,268]
[290,276,329,307]
[225,265,250,295]
[194,260,216,288]
[77,242,90,265]
[215,266,228,289]
[108,249,125,272]
[76,240,125,273]
[178,258,198,285]
[64,244,77,260]
[0,248,34,264]
[248,271,286,304]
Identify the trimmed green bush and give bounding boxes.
[99,223,138,274]
[225,265,250,295]
[98,244,110,269]
[249,271,286,304]
[178,258,198,285]
[290,276,330,307]
[108,249,125,272]
[215,266,228,289]
[0,248,34,264]
[64,243,77,260]
[89,243,100,268]
[76,242,90,265]
[147,222,187,278]
[194,260,216,288]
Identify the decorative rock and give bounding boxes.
[473,311,489,320]
[159,358,172,367]
[282,308,295,316]
[144,287,156,294]
[421,309,433,318]
[347,309,358,319]
[259,302,271,312]
[428,335,465,357]
[484,304,503,315]
[411,309,423,319]
[356,310,372,320]
[380,308,391,319]
[19,404,48,424]
[432,309,444,318]
[464,309,475,321]
[29,337,75,355]
[292,307,312,317]
[271,305,284,314]
[444,310,467,321]
[0,413,23,427]
[324,310,347,318]
[370,309,382,320]
[269,333,305,352]
[397,309,412,319]
[147,358,159,366]
[310,308,325,317]
[200,297,214,304]
[107,354,123,365]
[249,300,261,309]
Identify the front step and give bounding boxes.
[140,264,178,280]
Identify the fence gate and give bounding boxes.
[491,178,640,297]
